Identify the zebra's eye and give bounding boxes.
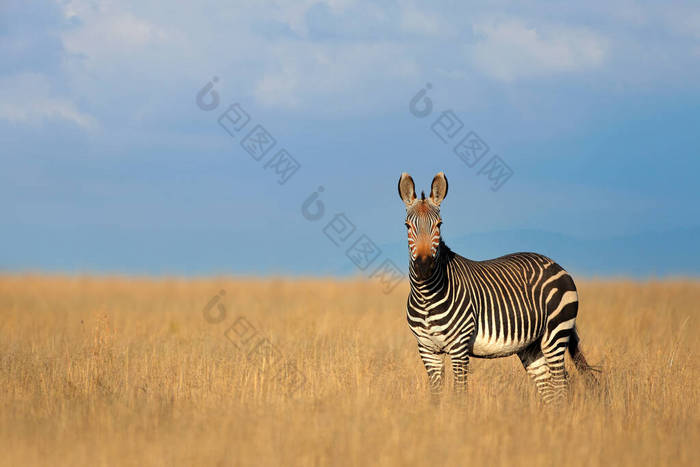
[405,222,411,229]
[436,221,442,228]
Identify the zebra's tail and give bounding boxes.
[568,326,601,387]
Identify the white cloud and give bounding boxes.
[4,0,692,124]
[60,5,169,65]
[253,0,357,37]
[253,41,418,110]
[469,20,608,81]
[664,8,700,40]
[399,5,455,37]
[0,73,97,128]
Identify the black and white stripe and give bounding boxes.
[399,172,598,403]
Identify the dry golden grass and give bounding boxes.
[0,275,698,466]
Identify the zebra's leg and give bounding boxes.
[449,340,471,394]
[418,343,444,399]
[540,273,579,403]
[541,292,578,402]
[540,332,571,404]
[517,340,552,402]
[450,354,469,394]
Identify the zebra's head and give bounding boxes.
[398,172,448,277]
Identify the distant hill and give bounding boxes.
[371,227,700,278]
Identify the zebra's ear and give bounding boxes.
[398,173,416,206]
[430,172,448,206]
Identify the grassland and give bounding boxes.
[0,275,697,466]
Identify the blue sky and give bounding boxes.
[1,0,699,277]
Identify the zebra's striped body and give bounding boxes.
[399,172,597,403]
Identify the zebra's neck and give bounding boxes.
[408,240,453,299]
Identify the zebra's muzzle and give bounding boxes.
[414,255,435,279]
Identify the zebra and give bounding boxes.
[398,172,598,403]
